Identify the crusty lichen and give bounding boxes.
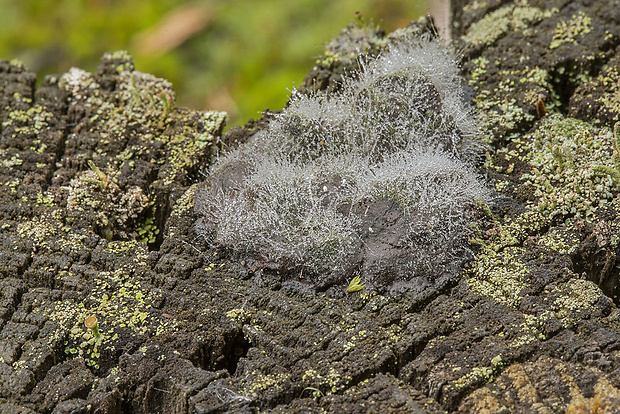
[461,5,556,49]
[548,278,607,328]
[318,17,388,67]
[521,115,616,220]
[1,52,225,376]
[570,61,620,127]
[550,11,592,50]
[469,65,560,140]
[67,169,150,241]
[467,246,529,308]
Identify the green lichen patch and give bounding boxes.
[468,113,616,308]
[467,246,529,308]
[547,278,607,328]
[569,56,620,128]
[467,62,559,141]
[319,17,387,68]
[459,0,620,142]
[33,239,179,372]
[520,114,616,220]
[461,5,556,49]
[2,105,55,136]
[550,11,592,50]
[535,225,581,256]
[66,169,150,241]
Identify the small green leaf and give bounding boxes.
[347,276,364,293]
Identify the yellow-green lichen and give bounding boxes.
[3,105,54,135]
[550,11,592,49]
[521,114,616,220]
[300,366,348,395]
[462,5,555,48]
[41,264,172,368]
[471,65,558,137]
[195,111,227,149]
[445,353,506,395]
[536,226,581,255]
[242,371,291,398]
[467,246,530,308]
[316,17,388,67]
[3,154,23,168]
[225,308,253,325]
[596,65,620,124]
[463,0,488,12]
[549,278,605,328]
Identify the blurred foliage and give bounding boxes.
[0,0,427,127]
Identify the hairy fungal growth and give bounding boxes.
[195,36,493,293]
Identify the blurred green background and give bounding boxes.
[0,0,428,127]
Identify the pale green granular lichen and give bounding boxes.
[536,226,581,255]
[469,57,489,85]
[41,267,159,369]
[195,111,227,149]
[102,50,134,72]
[3,105,54,134]
[243,371,291,398]
[225,308,253,325]
[445,353,506,394]
[170,185,197,221]
[462,5,555,48]
[580,64,620,126]
[471,65,558,138]
[3,154,23,168]
[463,0,488,12]
[550,11,592,49]
[467,246,530,308]
[520,114,616,220]
[549,279,605,328]
[318,18,387,67]
[9,59,26,70]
